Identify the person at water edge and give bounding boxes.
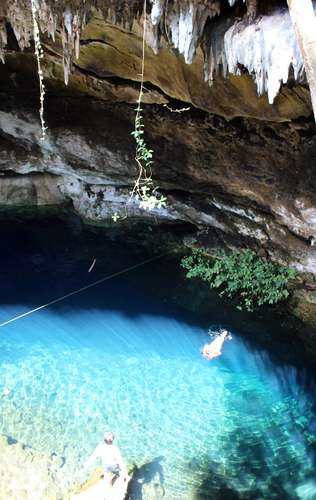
[83,431,128,488]
[202,329,229,360]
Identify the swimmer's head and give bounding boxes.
[104,431,115,444]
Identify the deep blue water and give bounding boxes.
[0,219,316,499]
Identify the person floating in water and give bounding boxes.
[202,329,230,360]
[83,431,128,489]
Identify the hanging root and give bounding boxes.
[130,0,166,212]
[30,0,47,141]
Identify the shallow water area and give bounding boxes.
[0,219,316,499]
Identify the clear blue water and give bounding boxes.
[1,220,316,499]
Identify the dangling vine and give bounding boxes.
[130,0,166,211]
[28,0,166,211]
[30,0,47,140]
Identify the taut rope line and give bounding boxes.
[0,253,167,328]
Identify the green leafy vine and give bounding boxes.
[130,0,166,212]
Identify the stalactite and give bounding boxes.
[36,0,57,42]
[97,0,143,29]
[0,20,7,64]
[202,17,234,84]
[224,8,305,103]
[0,0,312,103]
[62,8,86,85]
[146,0,165,53]
[246,0,258,18]
[202,5,311,103]
[0,0,91,84]
[166,1,220,64]
[0,3,6,63]
[151,0,165,25]
[7,0,33,51]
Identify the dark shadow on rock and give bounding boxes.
[127,456,165,500]
[194,424,316,500]
[194,459,247,500]
[195,460,291,500]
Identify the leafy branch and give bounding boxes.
[181,248,297,312]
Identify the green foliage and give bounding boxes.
[181,248,297,312]
[131,111,166,210]
[130,2,166,213]
[132,112,154,165]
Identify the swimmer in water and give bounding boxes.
[202,329,229,360]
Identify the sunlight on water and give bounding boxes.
[0,221,316,499]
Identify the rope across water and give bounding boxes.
[0,252,168,328]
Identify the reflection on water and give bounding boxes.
[0,219,316,499]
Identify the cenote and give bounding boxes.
[0,218,316,500]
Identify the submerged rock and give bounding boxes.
[0,433,63,499]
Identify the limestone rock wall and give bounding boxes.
[0,97,315,275]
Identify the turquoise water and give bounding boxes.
[1,220,316,499]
